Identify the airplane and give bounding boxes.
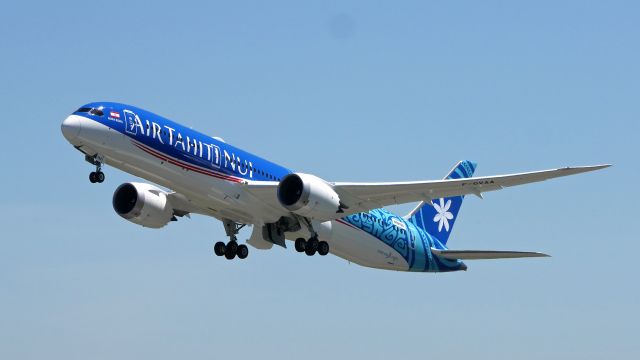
[60,102,609,272]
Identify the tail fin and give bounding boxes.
[406,160,477,247]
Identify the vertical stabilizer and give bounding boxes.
[406,160,477,247]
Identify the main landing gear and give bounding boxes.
[214,219,249,260]
[293,215,329,256]
[295,237,330,256]
[214,241,249,260]
[86,154,105,184]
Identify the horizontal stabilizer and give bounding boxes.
[431,248,550,260]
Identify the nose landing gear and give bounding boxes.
[86,154,105,183]
[89,171,105,183]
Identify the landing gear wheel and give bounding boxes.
[295,238,306,252]
[214,242,226,256]
[225,242,238,259]
[86,154,105,184]
[237,244,249,259]
[305,246,316,256]
[318,241,330,256]
[305,238,319,256]
[307,238,319,252]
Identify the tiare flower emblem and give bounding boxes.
[433,198,453,232]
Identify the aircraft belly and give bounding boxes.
[325,220,409,271]
[84,123,411,269]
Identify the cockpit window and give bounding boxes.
[89,108,104,116]
[76,107,104,116]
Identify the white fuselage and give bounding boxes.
[63,114,410,271]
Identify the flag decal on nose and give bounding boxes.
[110,111,120,119]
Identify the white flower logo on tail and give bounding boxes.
[433,198,453,232]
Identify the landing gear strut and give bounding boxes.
[86,154,105,183]
[213,219,249,260]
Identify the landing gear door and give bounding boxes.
[247,225,274,250]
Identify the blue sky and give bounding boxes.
[1,1,638,359]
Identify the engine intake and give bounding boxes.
[277,173,342,220]
[112,182,174,228]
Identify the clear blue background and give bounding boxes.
[1,1,637,359]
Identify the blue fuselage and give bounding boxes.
[68,102,464,272]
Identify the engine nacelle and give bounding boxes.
[112,182,174,228]
[277,173,342,220]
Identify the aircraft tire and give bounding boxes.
[307,238,319,252]
[225,241,238,259]
[214,242,226,256]
[294,238,306,252]
[89,172,97,183]
[318,241,329,256]
[237,244,249,259]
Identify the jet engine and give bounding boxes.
[112,182,174,228]
[277,173,343,220]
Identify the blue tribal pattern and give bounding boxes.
[343,209,464,272]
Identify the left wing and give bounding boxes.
[331,165,609,217]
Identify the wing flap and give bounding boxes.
[431,248,550,260]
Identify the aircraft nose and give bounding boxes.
[61,115,82,143]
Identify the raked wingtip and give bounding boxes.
[573,164,612,172]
